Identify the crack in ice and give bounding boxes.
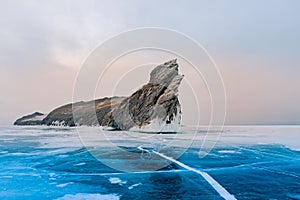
[138,146,237,200]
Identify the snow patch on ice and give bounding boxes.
[218,150,240,154]
[56,182,73,188]
[55,193,120,200]
[2,176,13,179]
[128,183,141,190]
[74,162,86,166]
[109,177,127,185]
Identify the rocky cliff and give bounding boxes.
[14,59,184,131]
[14,112,46,126]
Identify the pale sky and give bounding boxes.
[0,0,300,125]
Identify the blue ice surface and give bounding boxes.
[0,126,299,200]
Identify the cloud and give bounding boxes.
[0,0,131,124]
[0,0,299,125]
[0,0,129,70]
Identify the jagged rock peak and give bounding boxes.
[112,59,184,131]
[149,59,183,87]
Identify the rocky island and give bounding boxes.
[14,59,184,131]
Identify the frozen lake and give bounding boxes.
[0,125,299,199]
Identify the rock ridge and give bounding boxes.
[14,59,184,131]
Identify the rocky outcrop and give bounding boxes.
[112,59,183,131]
[14,112,46,126]
[14,59,184,131]
[44,97,125,127]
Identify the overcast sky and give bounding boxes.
[0,0,300,125]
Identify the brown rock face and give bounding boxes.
[108,59,184,130]
[43,97,125,127]
[14,59,184,131]
[13,112,46,126]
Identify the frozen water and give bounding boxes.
[0,125,299,199]
[55,193,120,200]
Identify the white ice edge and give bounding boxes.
[129,108,181,133]
[138,146,237,200]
